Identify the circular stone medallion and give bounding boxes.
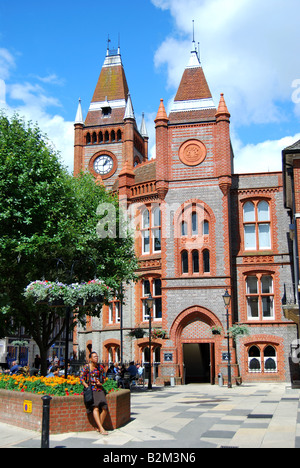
[179,139,207,166]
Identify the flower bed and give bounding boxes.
[0,373,118,397]
[0,382,130,434]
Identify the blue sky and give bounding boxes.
[1,0,300,174]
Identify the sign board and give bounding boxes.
[23,400,32,413]
[222,352,231,362]
[164,353,173,362]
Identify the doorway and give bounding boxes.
[183,343,211,384]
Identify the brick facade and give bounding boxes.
[73,45,298,385]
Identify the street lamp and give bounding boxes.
[222,289,232,388]
[145,293,154,390]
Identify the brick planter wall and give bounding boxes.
[0,389,130,434]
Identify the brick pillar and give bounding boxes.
[155,99,169,200]
[74,123,83,175]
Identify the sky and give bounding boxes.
[0,0,300,174]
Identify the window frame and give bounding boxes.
[245,273,274,321]
[243,200,272,251]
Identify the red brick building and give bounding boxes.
[73,44,298,384]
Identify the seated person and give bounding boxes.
[126,361,138,378]
[45,366,60,378]
[9,361,20,375]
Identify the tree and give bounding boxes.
[0,113,137,375]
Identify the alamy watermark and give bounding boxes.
[96,197,207,251]
[292,79,300,104]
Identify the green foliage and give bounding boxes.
[0,113,138,372]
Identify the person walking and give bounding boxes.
[80,352,108,435]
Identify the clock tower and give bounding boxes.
[74,44,148,190]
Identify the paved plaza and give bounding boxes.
[1,382,300,449]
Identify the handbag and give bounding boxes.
[83,366,94,407]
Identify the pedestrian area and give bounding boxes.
[1,382,300,448]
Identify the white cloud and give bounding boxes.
[152,0,300,126]
[0,48,15,81]
[232,133,300,174]
[0,49,74,172]
[152,0,300,173]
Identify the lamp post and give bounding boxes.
[145,293,154,390]
[223,289,232,388]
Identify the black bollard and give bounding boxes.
[41,395,52,448]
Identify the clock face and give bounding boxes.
[93,155,114,175]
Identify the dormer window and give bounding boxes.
[101,97,112,117]
[102,106,112,117]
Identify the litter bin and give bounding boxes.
[170,374,175,387]
[218,373,223,387]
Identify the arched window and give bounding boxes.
[98,131,103,143]
[105,131,109,142]
[111,130,115,142]
[264,345,277,372]
[192,251,199,273]
[248,346,261,373]
[117,129,122,141]
[92,132,97,144]
[181,251,188,274]
[192,212,198,235]
[203,250,210,273]
[86,132,91,145]
[181,221,188,236]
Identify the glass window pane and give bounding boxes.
[143,280,151,296]
[192,212,198,235]
[244,202,255,222]
[143,231,150,253]
[261,276,273,294]
[203,220,209,235]
[264,345,276,357]
[244,225,256,249]
[153,208,161,227]
[259,224,271,249]
[249,358,261,371]
[182,251,188,274]
[247,276,258,294]
[262,297,273,318]
[143,209,150,228]
[265,358,276,371]
[192,251,199,273]
[203,250,210,273]
[154,298,162,319]
[154,279,161,296]
[153,228,161,252]
[181,221,187,236]
[258,201,270,221]
[247,297,259,319]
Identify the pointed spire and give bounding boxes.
[216,93,230,119]
[155,99,168,123]
[124,93,135,120]
[75,98,83,124]
[140,113,148,137]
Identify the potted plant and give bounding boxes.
[24,280,51,304]
[228,324,250,340]
[127,328,147,339]
[151,329,168,339]
[81,279,111,305]
[47,282,67,307]
[211,326,223,335]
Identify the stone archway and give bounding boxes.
[170,306,223,384]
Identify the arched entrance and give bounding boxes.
[170,306,223,385]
